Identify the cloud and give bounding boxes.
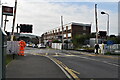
[2,0,118,36]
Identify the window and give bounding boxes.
[83,26,86,30]
[64,34,66,37]
[68,26,71,30]
[68,33,71,37]
[83,33,86,35]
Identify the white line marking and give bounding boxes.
[74,56,119,67]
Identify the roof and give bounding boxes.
[71,22,91,27]
[20,33,40,38]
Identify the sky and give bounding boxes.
[0,0,119,36]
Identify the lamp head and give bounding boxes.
[101,11,106,14]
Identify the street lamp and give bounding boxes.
[101,11,109,36]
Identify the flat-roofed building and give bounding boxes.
[41,22,91,44]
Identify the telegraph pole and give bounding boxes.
[11,0,17,41]
[95,4,98,44]
[61,16,64,50]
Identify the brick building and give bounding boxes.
[41,22,91,44]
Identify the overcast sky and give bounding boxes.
[1,0,119,36]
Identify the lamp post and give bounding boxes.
[101,11,109,36]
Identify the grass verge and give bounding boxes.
[6,54,13,65]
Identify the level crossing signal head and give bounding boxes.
[20,24,33,33]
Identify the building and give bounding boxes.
[41,22,91,45]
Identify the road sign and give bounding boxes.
[107,40,114,45]
[2,6,13,16]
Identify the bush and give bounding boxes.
[52,40,62,43]
[105,52,111,55]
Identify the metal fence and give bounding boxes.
[7,41,19,54]
[107,44,120,52]
[52,43,62,50]
[99,44,120,54]
[52,43,73,50]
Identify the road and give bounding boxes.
[24,47,119,80]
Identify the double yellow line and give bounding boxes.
[33,53,80,80]
[49,56,80,80]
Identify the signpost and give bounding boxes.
[1,6,13,28]
[0,27,7,80]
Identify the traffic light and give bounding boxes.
[20,24,33,33]
[99,31,107,37]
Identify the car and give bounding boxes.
[32,44,38,48]
[37,44,46,49]
[26,42,33,47]
[27,44,32,47]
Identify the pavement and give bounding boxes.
[6,52,68,80]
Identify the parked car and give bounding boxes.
[26,43,33,47]
[32,44,38,48]
[26,42,33,47]
[37,44,46,49]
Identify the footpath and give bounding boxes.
[6,53,68,80]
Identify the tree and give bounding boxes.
[72,34,90,48]
[107,36,120,44]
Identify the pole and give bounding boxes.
[1,6,3,28]
[11,0,17,41]
[4,15,7,31]
[95,4,98,44]
[16,24,18,33]
[61,16,64,50]
[107,14,109,36]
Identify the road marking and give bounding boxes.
[45,53,48,56]
[80,52,120,59]
[75,56,119,67]
[47,56,74,80]
[65,51,120,59]
[96,55,120,59]
[53,54,77,57]
[55,53,59,56]
[33,52,119,67]
[48,56,80,80]
[102,61,119,67]
[31,53,78,80]
[70,69,80,74]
